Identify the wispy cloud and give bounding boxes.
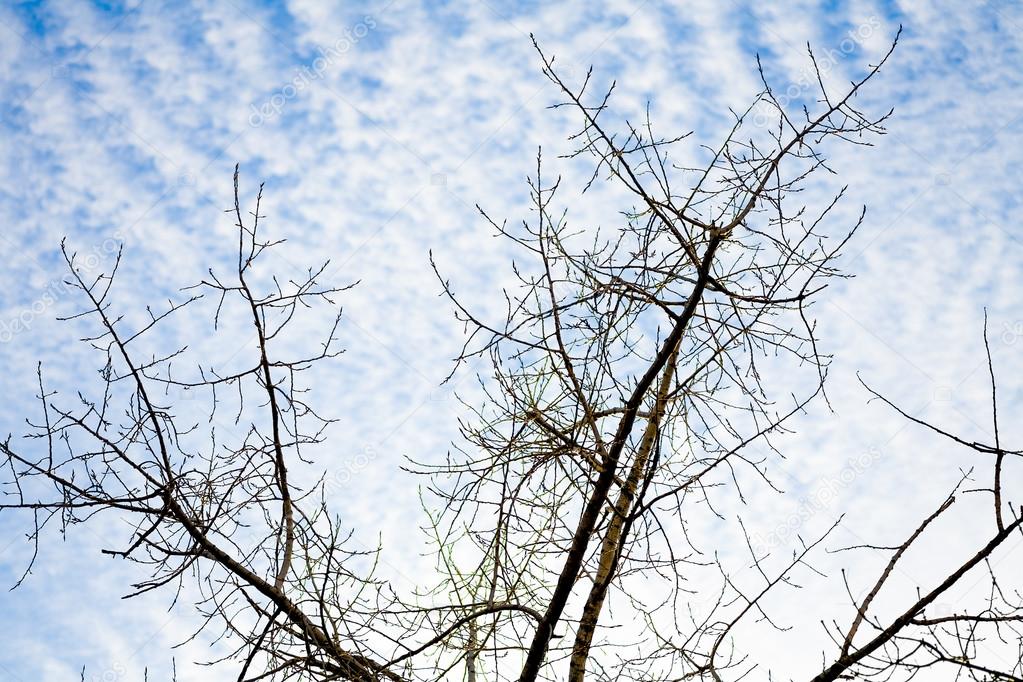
[1,1,1021,679]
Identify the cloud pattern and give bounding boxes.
[1,1,1022,679]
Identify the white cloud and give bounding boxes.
[1,1,1021,679]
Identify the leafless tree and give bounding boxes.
[3,29,1022,682]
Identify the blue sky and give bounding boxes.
[1,1,1022,680]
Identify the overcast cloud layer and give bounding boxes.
[1,1,1023,680]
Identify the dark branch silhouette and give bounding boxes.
[4,27,1022,682]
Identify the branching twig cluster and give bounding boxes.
[3,28,1022,682]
